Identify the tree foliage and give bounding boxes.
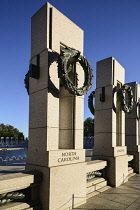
[84,117,94,136]
[0,123,24,139]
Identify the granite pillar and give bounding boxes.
[93,57,128,187]
[125,82,140,173]
[25,3,86,209]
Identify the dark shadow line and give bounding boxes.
[0,170,25,174]
[112,86,117,113]
[124,196,140,210]
[74,208,114,210]
[96,193,137,207]
[100,192,140,195]
[48,51,60,98]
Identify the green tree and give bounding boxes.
[18,132,24,139]
[0,123,24,139]
[84,117,94,136]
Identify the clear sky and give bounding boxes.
[0,0,140,137]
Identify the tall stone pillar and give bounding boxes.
[1,137,4,146]
[6,137,9,146]
[25,3,87,209]
[11,137,14,145]
[93,57,128,187]
[125,82,140,173]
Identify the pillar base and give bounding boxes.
[26,161,86,210]
[128,152,140,174]
[127,146,140,174]
[92,154,128,187]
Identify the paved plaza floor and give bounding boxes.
[74,174,140,210]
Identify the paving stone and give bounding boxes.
[74,175,140,210]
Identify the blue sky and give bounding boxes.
[0,0,140,137]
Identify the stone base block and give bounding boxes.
[26,161,86,210]
[92,155,128,187]
[0,202,41,210]
[129,152,140,174]
[27,149,85,167]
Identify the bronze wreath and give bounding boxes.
[88,91,95,115]
[58,47,93,96]
[24,71,29,94]
[136,101,140,120]
[117,84,134,113]
[0,191,25,206]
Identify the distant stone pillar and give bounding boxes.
[25,3,88,209]
[6,137,9,146]
[15,137,18,145]
[1,137,4,146]
[93,57,128,187]
[125,82,140,173]
[20,137,23,145]
[11,137,14,145]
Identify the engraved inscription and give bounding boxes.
[117,149,124,153]
[58,152,80,163]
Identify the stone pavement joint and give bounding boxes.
[73,174,140,210]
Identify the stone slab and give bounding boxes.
[0,202,41,210]
[95,109,114,134]
[31,3,84,57]
[0,171,42,194]
[96,57,113,88]
[93,132,127,156]
[125,118,137,136]
[59,96,74,130]
[114,146,127,156]
[26,162,86,210]
[131,152,140,173]
[105,155,128,187]
[96,57,124,88]
[26,127,48,166]
[29,50,48,95]
[127,154,134,162]
[29,88,47,129]
[77,194,127,209]
[96,189,138,206]
[48,149,85,167]
[95,85,113,111]
[59,129,74,149]
[86,160,107,172]
[50,162,86,210]
[127,145,140,152]
[113,58,125,86]
[74,129,84,149]
[126,136,138,148]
